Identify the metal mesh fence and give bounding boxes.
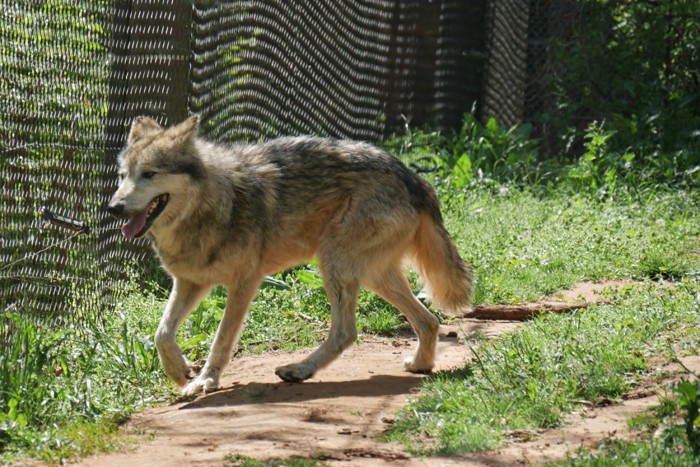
[1,0,584,322]
[188,0,485,142]
[1,2,111,322]
[523,0,579,156]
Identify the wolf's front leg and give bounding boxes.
[155,278,210,387]
[181,277,261,396]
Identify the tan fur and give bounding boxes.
[108,116,472,395]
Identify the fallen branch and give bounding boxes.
[465,300,608,321]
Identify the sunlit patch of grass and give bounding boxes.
[356,292,405,337]
[385,282,700,454]
[446,189,700,305]
[29,416,144,464]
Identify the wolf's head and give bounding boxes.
[107,116,204,240]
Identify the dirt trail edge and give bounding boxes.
[72,281,688,467]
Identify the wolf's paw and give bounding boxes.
[158,350,196,387]
[402,355,434,374]
[275,362,315,383]
[180,369,219,396]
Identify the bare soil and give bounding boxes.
[71,281,697,467]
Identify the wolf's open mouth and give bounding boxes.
[121,193,169,240]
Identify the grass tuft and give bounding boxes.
[224,453,324,466]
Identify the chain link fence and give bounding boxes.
[1,0,583,323]
[1,2,111,323]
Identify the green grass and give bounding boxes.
[385,282,700,454]
[559,377,700,466]
[446,188,699,304]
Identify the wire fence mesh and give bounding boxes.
[1,0,582,324]
[1,2,112,324]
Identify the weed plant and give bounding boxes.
[0,275,172,461]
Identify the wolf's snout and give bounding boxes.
[107,201,126,218]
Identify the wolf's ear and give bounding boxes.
[177,115,199,137]
[128,116,162,144]
[168,115,199,147]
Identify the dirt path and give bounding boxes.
[71,281,692,467]
[74,320,515,467]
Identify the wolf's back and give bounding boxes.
[208,135,473,315]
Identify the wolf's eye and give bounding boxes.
[142,171,156,179]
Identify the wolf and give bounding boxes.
[108,116,472,396]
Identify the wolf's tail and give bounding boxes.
[413,210,473,315]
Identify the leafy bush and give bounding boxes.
[384,112,542,191]
[386,111,698,201]
[560,121,700,199]
[430,113,539,188]
[550,0,700,166]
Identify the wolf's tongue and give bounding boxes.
[121,205,150,240]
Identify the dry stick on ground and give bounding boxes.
[465,300,608,321]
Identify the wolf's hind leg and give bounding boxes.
[275,265,360,383]
[366,265,439,373]
[182,276,261,396]
[155,279,210,387]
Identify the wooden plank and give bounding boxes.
[466,301,607,321]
